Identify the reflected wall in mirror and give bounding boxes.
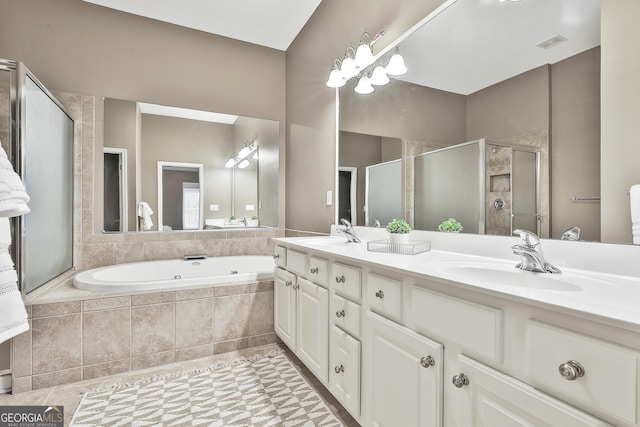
[103,98,279,232]
[339,0,603,242]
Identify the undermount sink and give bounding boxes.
[432,261,616,291]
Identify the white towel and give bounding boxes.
[138,201,154,231]
[630,185,640,245]
[0,148,30,216]
[0,218,28,344]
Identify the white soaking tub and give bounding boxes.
[73,256,275,292]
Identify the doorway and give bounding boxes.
[338,167,357,225]
[157,161,204,231]
[103,148,128,232]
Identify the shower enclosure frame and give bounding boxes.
[0,59,75,297]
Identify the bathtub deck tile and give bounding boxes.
[175,287,213,301]
[131,302,175,356]
[175,298,214,349]
[32,301,81,318]
[83,307,131,365]
[82,296,131,311]
[131,292,175,306]
[214,294,250,342]
[32,314,82,375]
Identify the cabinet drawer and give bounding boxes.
[273,246,286,268]
[309,256,329,288]
[411,286,503,362]
[286,248,307,277]
[332,293,361,338]
[366,273,402,321]
[332,262,361,301]
[528,321,638,425]
[330,325,361,419]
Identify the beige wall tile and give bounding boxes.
[248,281,274,293]
[214,294,250,342]
[131,351,175,371]
[217,237,267,256]
[11,376,32,394]
[113,242,144,264]
[171,240,208,259]
[81,243,114,269]
[214,284,251,297]
[248,333,280,348]
[131,303,175,356]
[11,321,32,378]
[82,296,130,311]
[83,307,131,365]
[175,288,213,301]
[87,233,125,244]
[192,231,228,240]
[32,314,82,374]
[32,301,81,318]
[248,291,274,337]
[32,368,82,390]
[143,241,178,261]
[214,338,249,354]
[131,292,174,306]
[175,298,214,349]
[83,359,130,381]
[175,344,213,362]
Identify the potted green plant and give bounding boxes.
[386,219,412,244]
[438,217,463,233]
[229,215,237,224]
[248,215,259,227]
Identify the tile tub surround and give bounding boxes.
[11,281,277,394]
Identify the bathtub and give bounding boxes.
[73,256,275,292]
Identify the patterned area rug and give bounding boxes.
[70,351,343,426]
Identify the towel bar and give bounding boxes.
[570,195,600,202]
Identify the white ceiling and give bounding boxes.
[396,0,601,95]
[82,0,322,51]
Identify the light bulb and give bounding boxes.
[385,52,407,76]
[340,56,358,79]
[369,65,390,85]
[225,157,237,168]
[326,68,346,88]
[354,76,374,94]
[238,145,253,159]
[238,159,250,169]
[354,43,375,68]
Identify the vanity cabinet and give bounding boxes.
[274,241,637,427]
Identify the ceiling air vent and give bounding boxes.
[536,35,568,50]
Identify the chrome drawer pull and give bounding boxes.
[452,373,470,388]
[335,365,344,374]
[420,356,435,368]
[559,360,585,381]
[375,290,384,299]
[285,281,292,287]
[335,275,346,283]
[310,267,319,274]
[336,309,345,318]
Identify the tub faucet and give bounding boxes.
[511,229,561,274]
[561,226,581,241]
[339,218,361,243]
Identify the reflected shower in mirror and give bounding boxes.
[339,0,603,242]
[103,99,279,232]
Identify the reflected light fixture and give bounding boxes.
[225,140,257,168]
[369,65,390,85]
[385,48,407,76]
[225,156,239,168]
[354,32,375,68]
[238,159,250,169]
[326,59,346,88]
[354,75,374,95]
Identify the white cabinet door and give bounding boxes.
[330,325,361,419]
[297,277,329,383]
[452,354,611,427]
[364,311,443,427]
[274,268,296,349]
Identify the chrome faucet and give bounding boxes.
[511,229,561,274]
[241,217,248,226]
[339,218,361,243]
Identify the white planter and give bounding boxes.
[389,233,409,245]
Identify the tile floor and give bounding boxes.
[0,343,359,427]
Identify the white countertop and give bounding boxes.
[274,234,640,332]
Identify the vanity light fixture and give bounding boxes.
[225,141,257,168]
[369,65,390,85]
[237,159,250,169]
[354,75,375,94]
[385,47,408,76]
[354,31,375,68]
[339,46,359,79]
[326,59,346,88]
[225,156,239,168]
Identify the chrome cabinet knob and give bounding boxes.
[285,280,292,287]
[336,309,345,318]
[335,275,346,283]
[375,290,384,299]
[452,373,470,388]
[335,365,344,374]
[420,356,435,368]
[273,254,280,259]
[559,360,585,381]
[293,284,300,290]
[310,267,319,274]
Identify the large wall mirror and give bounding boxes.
[103,98,279,232]
[338,0,608,242]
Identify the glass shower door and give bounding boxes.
[511,149,539,234]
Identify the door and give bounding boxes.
[329,325,361,419]
[511,149,539,235]
[296,277,329,383]
[103,152,121,232]
[364,311,444,427]
[452,354,610,427]
[274,268,296,349]
[338,169,354,224]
